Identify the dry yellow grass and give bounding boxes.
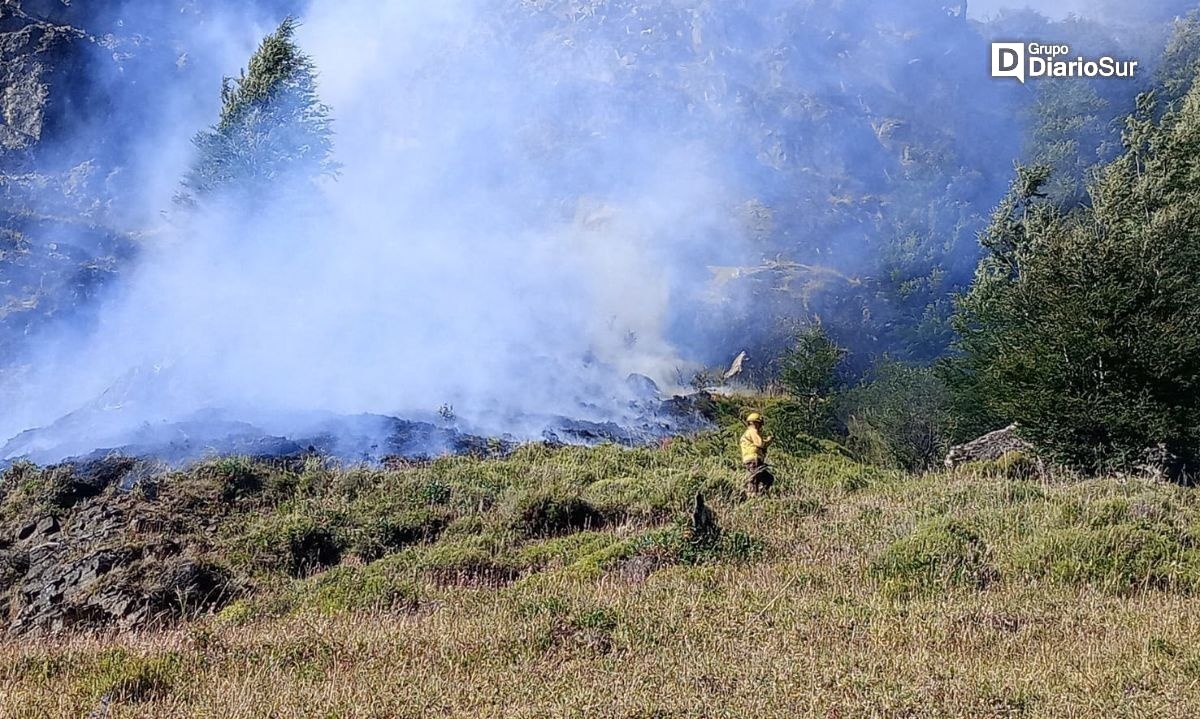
[4,453,1200,718]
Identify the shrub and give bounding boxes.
[766,401,850,456]
[199,457,264,502]
[351,509,448,562]
[778,325,844,399]
[647,525,764,566]
[872,518,994,596]
[839,361,957,470]
[952,88,1200,472]
[420,479,453,505]
[511,492,606,538]
[243,513,343,577]
[1012,523,1200,593]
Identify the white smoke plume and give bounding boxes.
[4,0,1188,461]
[1,0,743,460]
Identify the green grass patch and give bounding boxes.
[81,649,184,703]
[872,517,994,597]
[293,560,420,613]
[1011,523,1200,594]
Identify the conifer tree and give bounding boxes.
[179,18,335,207]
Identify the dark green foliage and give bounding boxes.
[179,18,335,207]
[778,325,844,399]
[952,69,1200,470]
[764,401,839,453]
[245,514,343,577]
[200,457,265,503]
[1026,79,1118,205]
[776,326,845,436]
[1006,12,1162,207]
[1157,12,1200,108]
[353,510,447,562]
[650,525,763,566]
[419,480,453,506]
[839,360,957,470]
[284,524,341,577]
[763,408,849,458]
[706,394,853,456]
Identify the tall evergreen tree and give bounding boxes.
[179,18,335,207]
[951,70,1200,471]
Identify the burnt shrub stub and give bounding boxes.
[515,493,607,538]
[46,456,136,508]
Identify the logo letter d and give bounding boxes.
[991,42,1025,83]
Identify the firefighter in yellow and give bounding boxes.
[740,412,775,496]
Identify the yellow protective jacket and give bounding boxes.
[740,426,772,463]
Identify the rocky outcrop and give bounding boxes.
[0,456,237,634]
[944,424,1033,469]
[0,7,85,161]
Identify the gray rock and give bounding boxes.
[3,475,237,634]
[16,514,57,541]
[944,424,1033,469]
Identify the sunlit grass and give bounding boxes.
[5,429,1200,716]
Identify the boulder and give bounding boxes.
[944,424,1033,469]
[16,514,57,541]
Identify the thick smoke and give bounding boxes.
[1,0,744,460]
[2,0,1187,462]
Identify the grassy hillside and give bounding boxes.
[4,404,1200,717]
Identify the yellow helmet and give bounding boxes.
[746,412,763,424]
